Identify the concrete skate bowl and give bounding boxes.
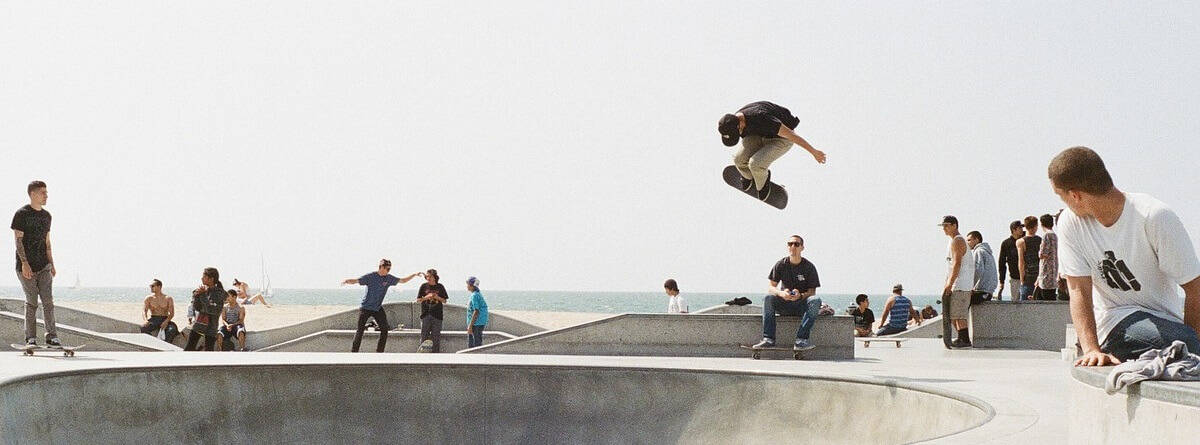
[0,363,993,444]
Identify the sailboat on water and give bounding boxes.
[70,274,81,290]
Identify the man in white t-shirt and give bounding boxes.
[1049,147,1200,367]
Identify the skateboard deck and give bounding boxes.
[11,344,85,357]
[417,339,433,353]
[722,166,788,209]
[860,338,908,348]
[739,344,814,360]
[941,296,952,349]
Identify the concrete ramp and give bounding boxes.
[0,312,163,351]
[0,360,991,443]
[466,313,855,360]
[244,302,542,350]
[258,329,515,353]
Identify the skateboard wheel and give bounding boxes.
[23,350,33,356]
[65,350,74,357]
[793,352,802,360]
[895,342,902,348]
[752,352,761,360]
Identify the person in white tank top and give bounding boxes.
[939,215,974,348]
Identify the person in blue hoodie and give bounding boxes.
[465,277,488,348]
[968,231,999,303]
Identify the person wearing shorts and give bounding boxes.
[219,290,247,351]
[939,215,975,348]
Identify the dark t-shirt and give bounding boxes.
[1021,235,1042,285]
[849,307,875,329]
[11,205,51,272]
[738,101,801,139]
[358,272,400,311]
[418,283,449,320]
[998,236,1020,280]
[768,257,820,292]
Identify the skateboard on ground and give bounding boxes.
[417,339,433,353]
[740,343,814,360]
[722,165,788,210]
[859,338,908,348]
[11,343,85,357]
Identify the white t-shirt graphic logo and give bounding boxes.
[1098,251,1141,292]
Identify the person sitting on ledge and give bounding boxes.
[876,284,912,336]
[140,279,176,338]
[1049,147,1200,367]
[847,294,874,337]
[219,290,247,351]
[752,235,821,351]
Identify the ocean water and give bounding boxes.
[0,286,941,314]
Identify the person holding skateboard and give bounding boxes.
[752,235,823,351]
[939,215,975,348]
[717,101,827,202]
[341,259,422,353]
[12,181,60,348]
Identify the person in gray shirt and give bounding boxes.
[968,231,998,301]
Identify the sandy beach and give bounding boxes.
[53,301,610,331]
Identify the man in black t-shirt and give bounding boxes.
[718,101,828,199]
[847,294,875,337]
[11,181,60,348]
[754,235,823,350]
[417,269,449,353]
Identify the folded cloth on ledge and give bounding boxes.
[1105,340,1200,394]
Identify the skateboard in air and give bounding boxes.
[722,165,788,209]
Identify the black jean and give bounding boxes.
[184,326,217,351]
[352,308,390,352]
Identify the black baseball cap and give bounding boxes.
[1009,220,1023,230]
[937,215,958,226]
[718,114,740,147]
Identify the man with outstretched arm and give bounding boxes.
[1048,147,1200,367]
[718,101,827,200]
[341,259,422,353]
[12,181,60,348]
[752,235,822,351]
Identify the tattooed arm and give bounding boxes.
[13,230,31,280]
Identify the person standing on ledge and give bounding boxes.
[717,101,827,200]
[1049,147,1200,367]
[939,215,974,348]
[752,235,822,351]
[12,180,60,348]
[341,259,422,353]
[417,269,449,353]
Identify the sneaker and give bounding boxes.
[757,186,772,201]
[949,338,971,348]
[794,339,815,351]
[25,337,37,347]
[752,338,776,349]
[45,337,62,349]
[740,177,754,192]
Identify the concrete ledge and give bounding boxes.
[0,312,161,352]
[971,301,1072,351]
[465,313,854,360]
[1070,366,1200,444]
[0,298,143,334]
[693,304,761,314]
[244,302,542,350]
[258,329,517,353]
[0,359,989,443]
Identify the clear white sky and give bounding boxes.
[2,2,1197,295]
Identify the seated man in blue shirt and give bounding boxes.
[876,284,913,336]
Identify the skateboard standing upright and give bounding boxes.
[941,295,953,349]
[722,166,788,209]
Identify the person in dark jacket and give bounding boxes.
[996,220,1024,302]
[185,267,226,351]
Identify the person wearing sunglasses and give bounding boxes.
[753,235,822,351]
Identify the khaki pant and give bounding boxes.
[733,135,793,191]
[18,264,56,341]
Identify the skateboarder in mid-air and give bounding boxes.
[718,101,828,201]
